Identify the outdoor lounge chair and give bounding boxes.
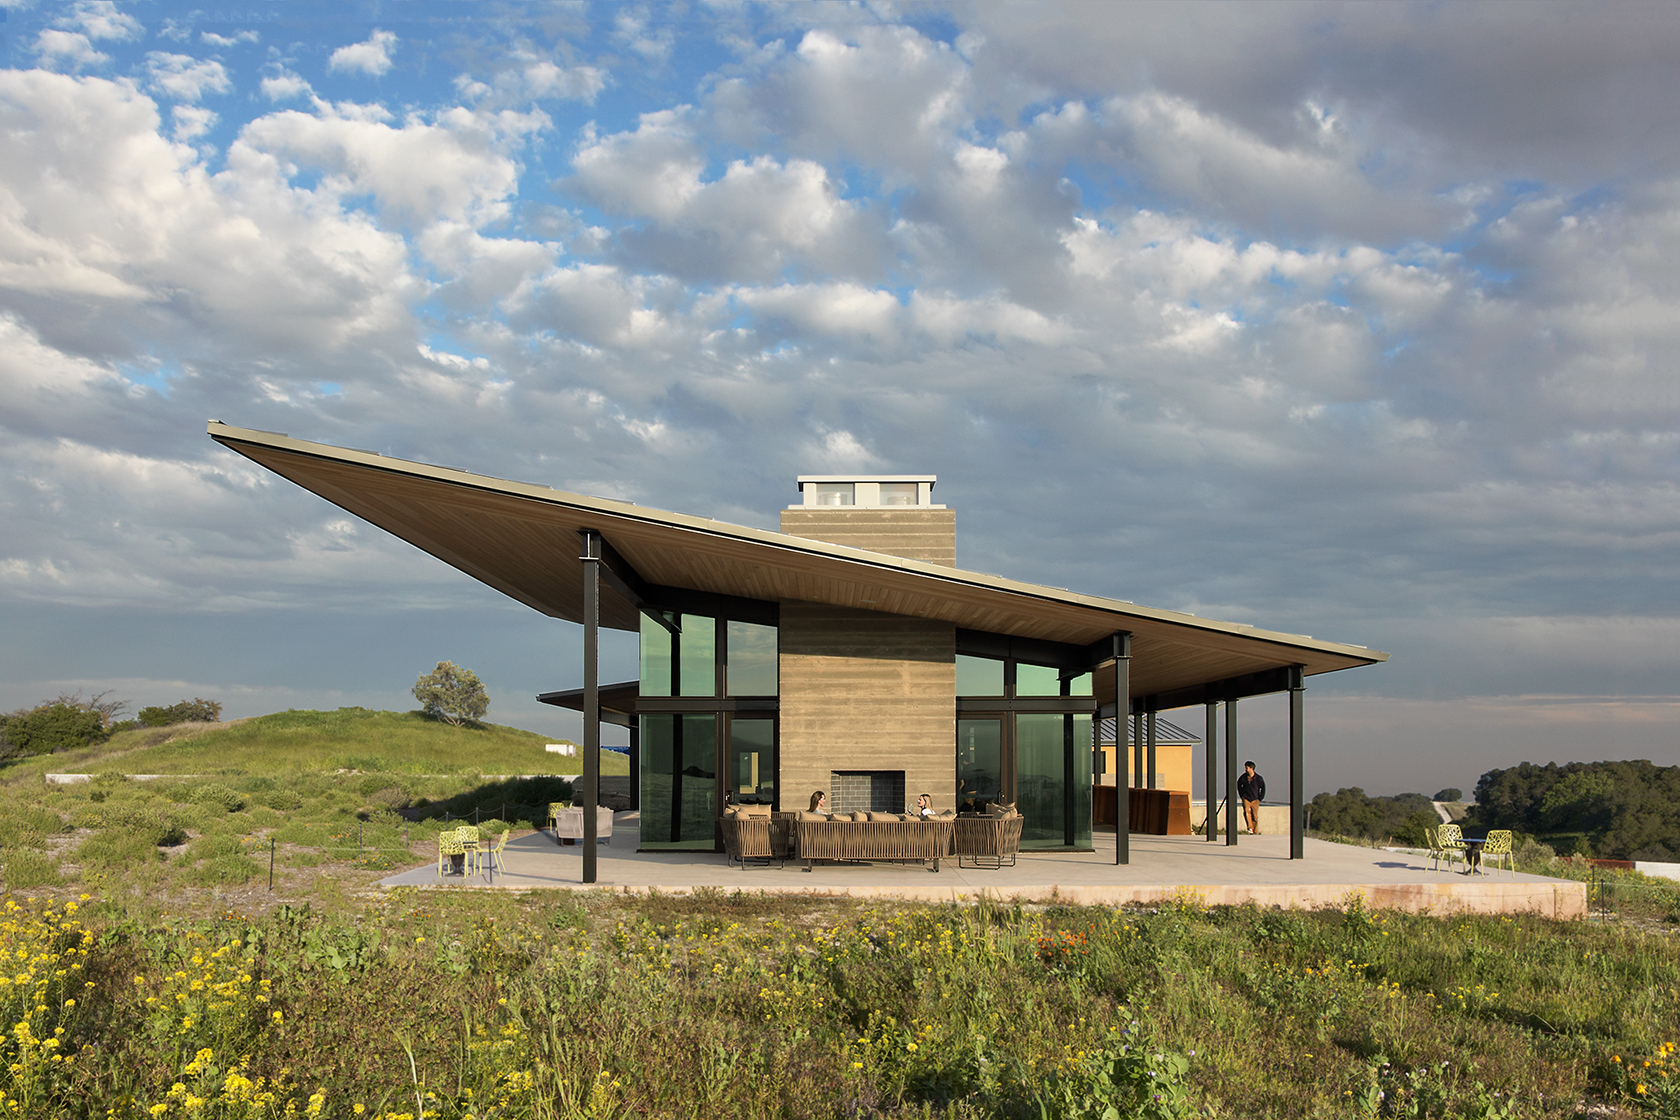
[954,813,1024,869]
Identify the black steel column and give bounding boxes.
[1225,698,1239,846]
[1145,711,1157,790]
[1289,664,1305,860]
[578,529,602,883]
[1205,701,1218,842]
[1112,633,1131,865]
[628,719,640,811]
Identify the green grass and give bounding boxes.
[2,891,1678,1119]
[21,707,617,777]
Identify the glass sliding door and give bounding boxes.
[957,718,1003,815]
[639,713,718,849]
[727,717,776,808]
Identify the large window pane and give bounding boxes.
[639,714,717,849]
[1069,716,1093,849]
[678,615,717,697]
[956,718,1003,814]
[1065,672,1093,697]
[1015,662,1062,696]
[956,655,1005,697]
[728,718,775,806]
[726,621,778,696]
[639,613,673,697]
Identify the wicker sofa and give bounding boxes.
[792,812,955,871]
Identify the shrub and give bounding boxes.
[1434,788,1463,802]
[262,789,305,811]
[0,701,107,755]
[411,661,489,726]
[0,850,61,889]
[194,784,248,813]
[138,698,223,727]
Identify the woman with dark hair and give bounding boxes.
[808,790,827,813]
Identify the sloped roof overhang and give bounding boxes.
[207,422,1386,702]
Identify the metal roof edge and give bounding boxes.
[206,421,1388,666]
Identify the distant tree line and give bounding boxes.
[1308,787,1442,847]
[0,692,222,760]
[1465,760,1680,861]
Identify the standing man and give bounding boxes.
[1237,761,1265,835]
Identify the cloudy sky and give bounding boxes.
[2,0,1676,799]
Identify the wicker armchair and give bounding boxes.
[954,814,1023,869]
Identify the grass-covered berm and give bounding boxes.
[0,889,1676,1120]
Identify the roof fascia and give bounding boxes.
[207,421,1387,668]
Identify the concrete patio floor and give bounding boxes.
[382,813,1585,917]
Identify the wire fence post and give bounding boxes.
[269,837,275,891]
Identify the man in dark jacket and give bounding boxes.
[1237,761,1265,834]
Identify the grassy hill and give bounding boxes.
[9,707,627,778]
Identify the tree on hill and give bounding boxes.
[1433,788,1462,802]
[138,698,223,727]
[1309,787,1439,846]
[413,662,490,726]
[1466,760,1680,860]
[1,698,108,757]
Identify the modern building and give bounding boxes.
[207,422,1387,877]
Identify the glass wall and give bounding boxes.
[726,621,778,695]
[728,718,776,806]
[638,610,779,848]
[1015,714,1093,849]
[639,713,718,849]
[956,654,1005,696]
[956,718,1003,814]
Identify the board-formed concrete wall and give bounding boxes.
[780,508,956,566]
[778,602,957,815]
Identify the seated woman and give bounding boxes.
[808,790,827,814]
[911,793,935,818]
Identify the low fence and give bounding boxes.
[1585,862,1680,922]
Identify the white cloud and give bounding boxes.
[260,70,312,101]
[236,103,544,229]
[454,58,606,107]
[329,29,398,77]
[567,111,884,282]
[201,30,259,48]
[36,30,108,70]
[62,1,142,43]
[146,53,232,102]
[170,104,217,141]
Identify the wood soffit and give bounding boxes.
[208,423,1388,697]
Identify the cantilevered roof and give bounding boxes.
[208,422,1386,701]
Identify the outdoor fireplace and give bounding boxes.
[830,770,906,814]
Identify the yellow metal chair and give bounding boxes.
[436,828,471,877]
[486,829,510,875]
[1423,825,1440,869]
[1435,823,1467,873]
[1482,830,1514,876]
[547,802,568,834]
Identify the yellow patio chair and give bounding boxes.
[486,829,510,875]
[1435,823,1467,873]
[436,828,471,877]
[548,802,567,834]
[1482,830,1514,876]
[1423,825,1440,869]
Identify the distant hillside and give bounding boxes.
[7,708,625,778]
[1467,759,1680,860]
